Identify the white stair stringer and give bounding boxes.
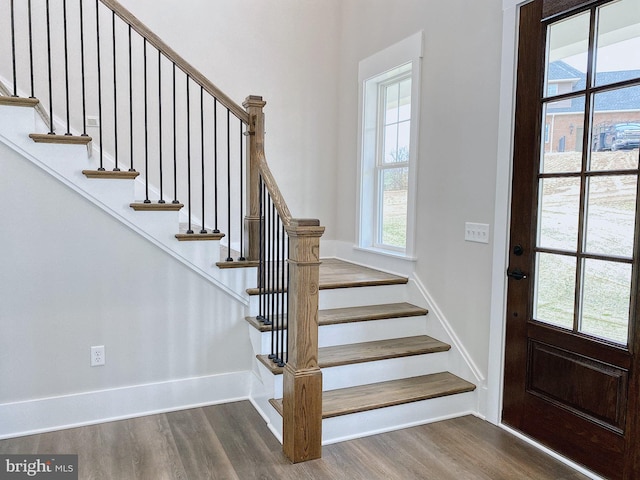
[247,279,478,446]
[0,103,253,304]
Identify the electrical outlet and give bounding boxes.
[465,222,490,244]
[90,345,105,367]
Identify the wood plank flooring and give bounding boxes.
[0,401,589,479]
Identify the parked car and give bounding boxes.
[593,123,640,151]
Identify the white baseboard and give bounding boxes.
[0,371,252,439]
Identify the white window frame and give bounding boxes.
[357,31,423,259]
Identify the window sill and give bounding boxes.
[354,245,417,262]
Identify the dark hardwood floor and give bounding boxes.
[0,401,589,479]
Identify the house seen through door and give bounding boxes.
[503,0,640,478]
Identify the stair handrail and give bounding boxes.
[100,0,248,124]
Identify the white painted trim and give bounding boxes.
[485,0,524,425]
[324,409,477,446]
[358,31,424,83]
[356,32,424,258]
[499,424,605,480]
[0,371,252,439]
[412,275,485,385]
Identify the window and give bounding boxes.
[357,32,423,257]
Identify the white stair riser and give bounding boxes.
[321,352,451,391]
[0,105,37,136]
[268,351,451,395]
[319,284,409,310]
[247,283,409,318]
[322,391,476,445]
[250,315,428,355]
[250,387,477,447]
[319,316,427,347]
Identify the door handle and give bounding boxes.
[507,268,528,280]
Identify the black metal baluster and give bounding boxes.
[212,99,220,233]
[158,51,165,203]
[285,235,290,364]
[45,0,54,133]
[96,0,103,167]
[200,87,206,232]
[268,199,276,360]
[186,76,193,233]
[143,39,150,202]
[257,178,269,325]
[63,0,71,135]
[27,0,35,98]
[225,109,233,261]
[79,0,87,134]
[172,64,179,204]
[10,0,17,97]
[238,119,246,260]
[274,207,280,362]
[111,11,119,169]
[128,25,134,170]
[276,215,284,367]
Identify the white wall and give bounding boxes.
[0,141,251,410]
[335,0,504,382]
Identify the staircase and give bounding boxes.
[247,258,476,445]
[0,0,478,462]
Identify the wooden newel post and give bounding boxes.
[243,95,267,261]
[283,218,325,463]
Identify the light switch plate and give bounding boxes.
[465,222,490,244]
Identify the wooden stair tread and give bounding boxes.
[246,258,407,295]
[318,258,408,289]
[216,259,260,268]
[215,246,259,268]
[321,302,428,325]
[269,372,476,419]
[175,224,224,241]
[257,335,449,374]
[130,202,184,211]
[0,96,39,107]
[82,169,139,179]
[246,302,428,332]
[29,133,92,145]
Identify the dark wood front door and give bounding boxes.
[502,0,640,478]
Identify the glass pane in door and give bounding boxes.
[534,252,576,329]
[581,258,631,344]
[538,177,581,251]
[590,85,640,171]
[594,0,640,87]
[545,11,590,97]
[584,175,637,257]
[541,102,584,172]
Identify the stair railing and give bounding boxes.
[2,0,324,463]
